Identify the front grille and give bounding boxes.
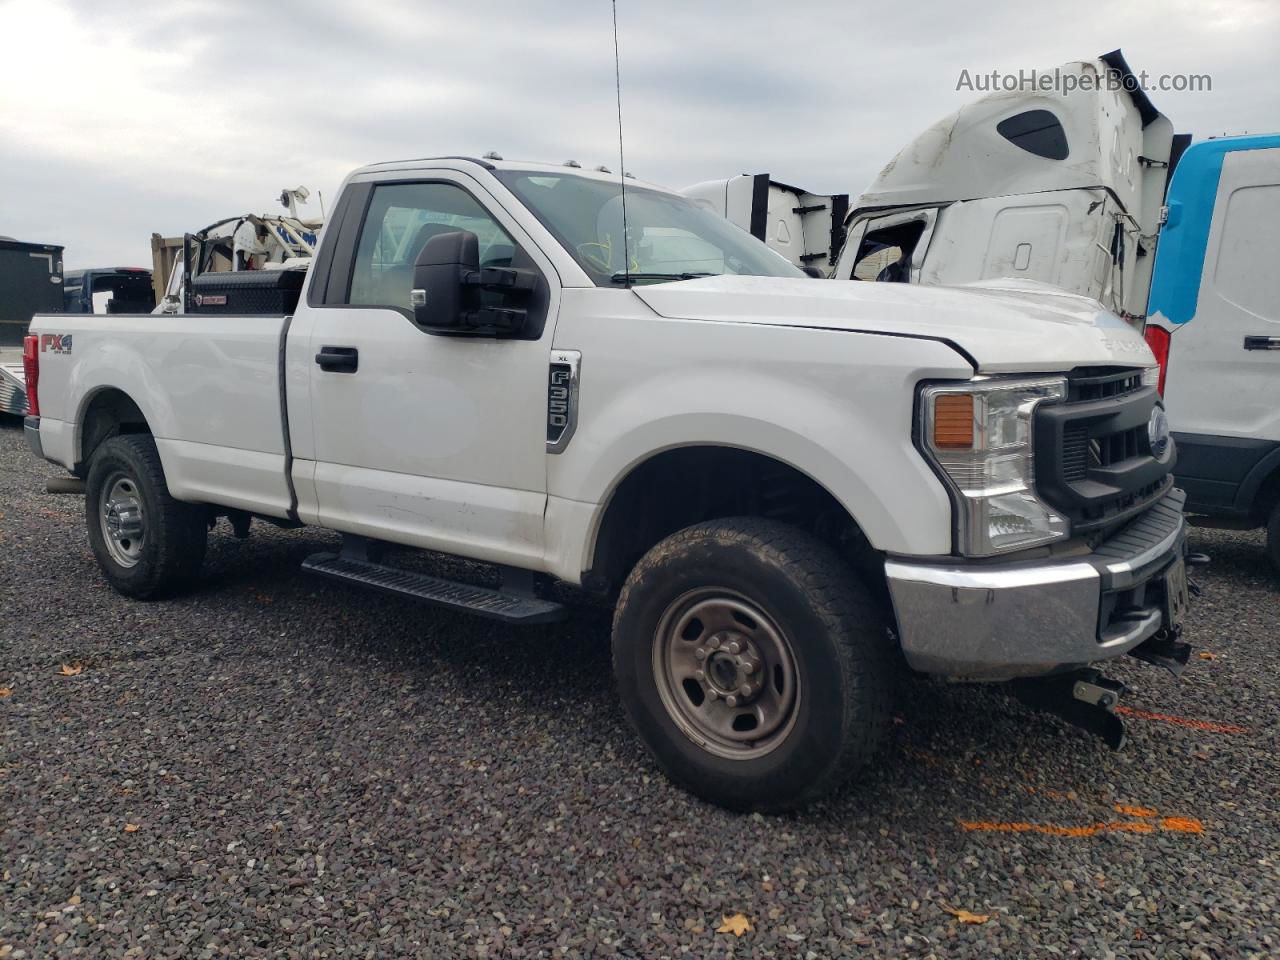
[1035,367,1173,535]
[1075,423,1146,472]
[1067,367,1143,402]
[1062,423,1089,482]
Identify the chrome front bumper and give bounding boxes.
[885,489,1188,680]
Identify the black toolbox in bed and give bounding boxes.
[190,269,306,315]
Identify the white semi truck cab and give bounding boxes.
[694,51,1174,319]
[23,154,1195,810]
[831,51,1175,320]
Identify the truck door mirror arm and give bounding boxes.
[411,230,537,337]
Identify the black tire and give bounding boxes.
[85,434,207,599]
[1268,500,1280,577]
[611,517,892,812]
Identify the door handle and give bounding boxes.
[1243,336,1280,351]
[315,345,359,373]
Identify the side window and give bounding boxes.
[996,110,1069,161]
[850,218,928,282]
[347,182,518,310]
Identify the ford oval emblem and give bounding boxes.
[1148,406,1171,457]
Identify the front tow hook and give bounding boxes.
[1010,668,1128,750]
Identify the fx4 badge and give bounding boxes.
[546,350,581,454]
[40,333,72,355]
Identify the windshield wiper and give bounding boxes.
[610,271,717,285]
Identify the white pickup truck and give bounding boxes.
[23,156,1194,810]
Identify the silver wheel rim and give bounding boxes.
[652,588,800,760]
[99,472,145,569]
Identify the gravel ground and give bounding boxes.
[2,418,1278,959]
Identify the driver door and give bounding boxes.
[293,172,560,569]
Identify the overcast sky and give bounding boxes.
[2,0,1277,269]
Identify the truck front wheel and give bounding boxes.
[611,518,892,812]
[85,434,207,599]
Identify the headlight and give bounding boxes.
[919,376,1070,556]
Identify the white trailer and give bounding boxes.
[681,175,847,275]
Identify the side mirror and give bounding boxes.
[411,230,537,336]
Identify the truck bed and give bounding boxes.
[27,312,294,517]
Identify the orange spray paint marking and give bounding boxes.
[959,820,1154,837]
[960,816,1203,838]
[1114,805,1158,818]
[1115,706,1250,735]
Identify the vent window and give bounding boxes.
[996,110,1069,160]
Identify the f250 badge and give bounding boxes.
[40,333,72,355]
[546,350,581,454]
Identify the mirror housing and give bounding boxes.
[411,230,536,336]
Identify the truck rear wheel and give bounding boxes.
[85,434,207,599]
[611,518,892,812]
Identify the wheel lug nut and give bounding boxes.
[739,684,753,696]
[742,659,757,675]
[726,641,741,655]
[695,669,705,681]
[725,695,737,707]
[695,648,707,660]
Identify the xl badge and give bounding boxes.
[1147,406,1171,457]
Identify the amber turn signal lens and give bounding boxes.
[933,394,974,449]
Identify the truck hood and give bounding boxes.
[631,275,1155,374]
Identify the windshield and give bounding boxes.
[495,170,805,285]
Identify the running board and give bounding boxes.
[301,552,568,624]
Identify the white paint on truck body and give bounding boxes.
[29,157,1156,585]
[543,285,972,578]
[32,313,292,517]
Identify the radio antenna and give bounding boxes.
[611,0,631,286]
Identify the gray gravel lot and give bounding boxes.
[2,418,1278,959]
